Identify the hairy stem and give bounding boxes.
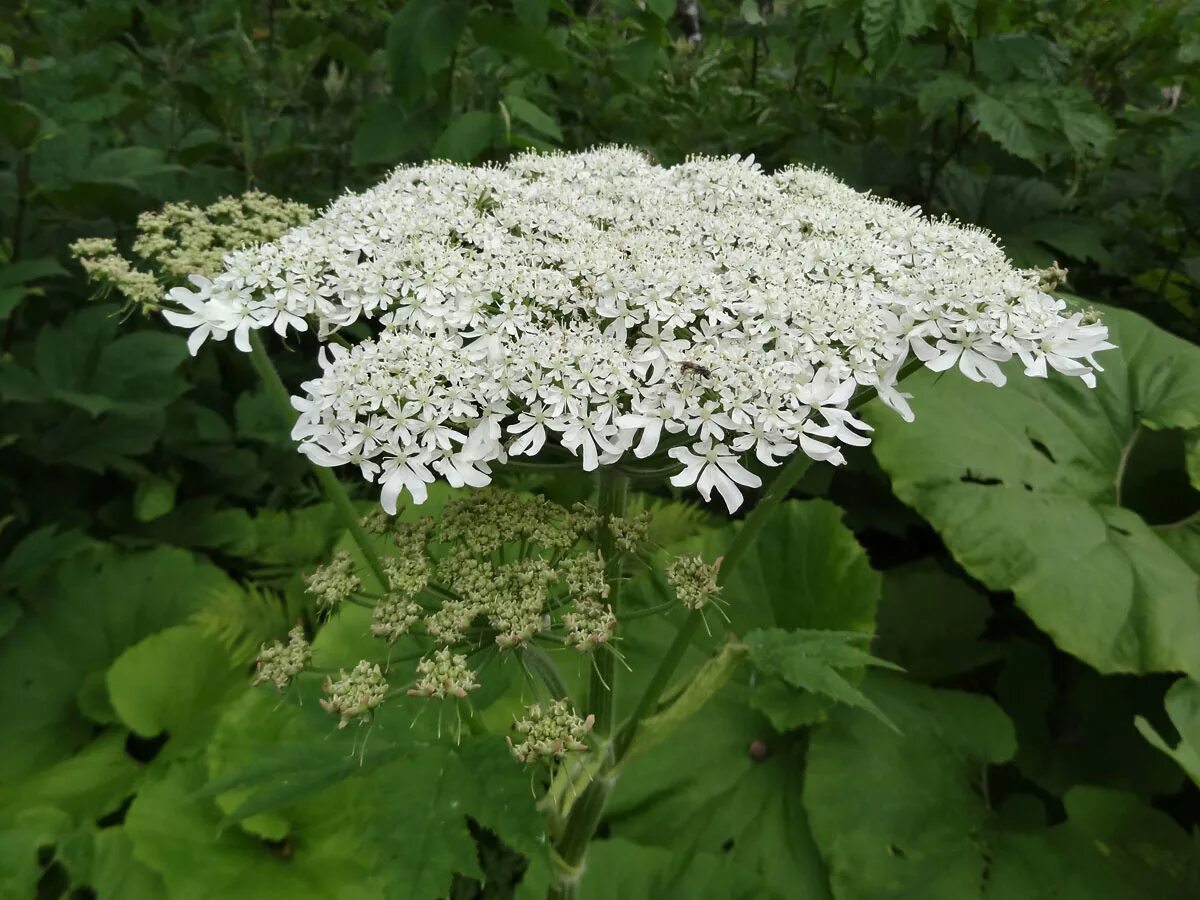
[548,468,627,899]
[247,332,390,591]
[588,468,629,737]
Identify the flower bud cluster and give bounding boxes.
[252,625,311,691]
[666,555,722,610]
[304,549,360,612]
[320,660,389,728]
[610,510,652,552]
[370,593,423,643]
[408,648,480,699]
[563,599,617,651]
[508,700,595,764]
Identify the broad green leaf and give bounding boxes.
[0,545,237,778]
[983,787,1200,900]
[692,499,885,729]
[973,33,1069,83]
[745,628,900,730]
[125,760,382,900]
[1136,676,1200,786]
[579,838,763,900]
[608,688,831,900]
[943,0,977,35]
[504,95,563,142]
[0,258,68,288]
[917,71,976,118]
[106,626,244,756]
[972,91,1043,164]
[386,0,468,101]
[869,305,1200,677]
[722,499,881,634]
[0,807,71,900]
[740,0,764,26]
[874,561,1001,679]
[471,12,569,72]
[0,731,140,823]
[431,111,497,163]
[804,673,1016,899]
[998,641,1184,798]
[350,101,441,166]
[861,0,936,59]
[366,739,551,900]
[89,828,166,900]
[513,0,551,28]
[1053,92,1115,160]
[133,473,176,522]
[0,99,46,149]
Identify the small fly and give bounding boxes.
[680,361,713,379]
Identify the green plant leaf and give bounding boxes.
[503,95,563,142]
[431,111,497,163]
[1135,676,1200,786]
[983,787,1200,899]
[972,91,1044,164]
[0,545,237,778]
[873,561,1001,679]
[133,473,176,522]
[745,628,901,730]
[471,12,569,72]
[608,687,832,900]
[386,0,468,102]
[722,499,881,633]
[106,625,244,757]
[578,838,763,899]
[366,738,551,900]
[869,305,1200,677]
[125,760,382,900]
[513,0,551,28]
[804,673,1016,898]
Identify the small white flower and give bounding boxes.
[160,149,1115,513]
[669,439,763,512]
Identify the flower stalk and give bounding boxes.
[247,332,390,591]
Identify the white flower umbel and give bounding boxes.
[162,148,1114,512]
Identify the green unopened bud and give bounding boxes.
[408,649,480,699]
[1035,261,1068,291]
[563,599,617,651]
[361,508,392,535]
[610,510,652,552]
[252,624,311,691]
[304,549,361,612]
[666,555,722,610]
[319,660,389,728]
[371,593,423,643]
[508,699,594,764]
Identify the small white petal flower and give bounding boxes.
[159,149,1115,513]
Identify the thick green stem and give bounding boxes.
[588,468,629,738]
[247,332,390,591]
[547,468,627,899]
[615,452,813,760]
[546,367,924,900]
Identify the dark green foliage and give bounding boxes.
[2,2,1200,899]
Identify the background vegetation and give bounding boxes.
[2,1,1199,898]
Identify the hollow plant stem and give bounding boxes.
[547,368,924,898]
[588,467,629,737]
[548,468,627,899]
[247,332,390,591]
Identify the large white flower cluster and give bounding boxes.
[162,148,1112,512]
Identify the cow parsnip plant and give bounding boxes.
[5,3,1200,899]
[71,149,1120,898]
